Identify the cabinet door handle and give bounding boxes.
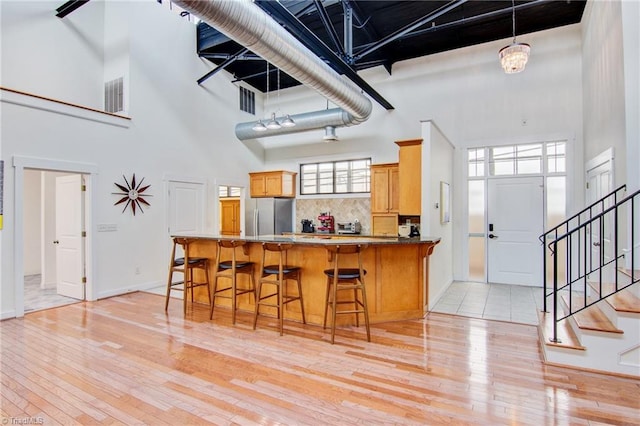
[488,234,498,239]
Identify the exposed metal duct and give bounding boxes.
[173,0,373,138]
[236,108,356,141]
[323,126,338,142]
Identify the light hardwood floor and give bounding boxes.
[1,292,638,425]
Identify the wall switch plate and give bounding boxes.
[97,224,118,232]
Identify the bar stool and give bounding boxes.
[165,237,211,315]
[253,242,306,335]
[323,244,370,344]
[210,239,256,325]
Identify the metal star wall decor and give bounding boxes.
[113,173,152,215]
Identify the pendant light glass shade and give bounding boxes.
[499,0,530,74]
[266,112,281,130]
[252,120,267,131]
[499,42,530,74]
[281,114,296,127]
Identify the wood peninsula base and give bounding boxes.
[180,235,440,326]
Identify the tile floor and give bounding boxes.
[24,274,81,313]
[430,281,544,325]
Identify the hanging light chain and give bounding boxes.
[511,0,517,43]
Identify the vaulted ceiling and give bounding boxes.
[195,0,587,109]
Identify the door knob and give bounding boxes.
[488,234,498,239]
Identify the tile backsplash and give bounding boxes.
[296,197,370,234]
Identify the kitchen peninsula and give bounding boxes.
[175,234,440,325]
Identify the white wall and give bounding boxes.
[422,122,455,309]
[581,0,627,187]
[1,0,264,317]
[621,0,640,193]
[23,170,41,275]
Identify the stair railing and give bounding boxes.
[542,186,639,343]
[540,185,626,312]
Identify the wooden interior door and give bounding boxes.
[220,199,241,235]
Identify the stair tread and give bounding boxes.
[588,282,640,314]
[561,294,623,333]
[538,311,585,350]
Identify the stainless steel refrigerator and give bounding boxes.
[245,198,294,236]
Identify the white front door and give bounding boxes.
[487,177,544,286]
[585,156,614,281]
[55,174,85,299]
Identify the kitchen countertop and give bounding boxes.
[171,233,440,246]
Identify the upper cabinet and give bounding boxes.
[395,139,422,215]
[370,163,399,214]
[249,170,297,198]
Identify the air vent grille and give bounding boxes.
[239,86,255,115]
[104,77,124,113]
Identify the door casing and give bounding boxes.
[12,156,96,318]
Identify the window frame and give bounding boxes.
[299,158,371,195]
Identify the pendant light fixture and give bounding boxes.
[252,62,295,132]
[499,0,530,74]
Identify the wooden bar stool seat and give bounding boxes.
[323,244,370,344]
[253,242,306,335]
[210,240,256,325]
[165,237,211,315]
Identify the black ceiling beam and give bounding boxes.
[255,0,394,111]
[199,52,262,61]
[396,0,548,43]
[231,66,278,85]
[313,0,344,57]
[55,0,90,18]
[354,0,468,62]
[342,0,392,74]
[197,48,248,85]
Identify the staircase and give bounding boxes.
[539,185,640,377]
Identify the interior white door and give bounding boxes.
[487,177,544,286]
[55,174,85,299]
[585,159,613,281]
[168,181,205,235]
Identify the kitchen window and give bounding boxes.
[300,158,371,195]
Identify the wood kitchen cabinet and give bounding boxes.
[371,163,399,236]
[249,170,297,198]
[396,139,422,215]
[370,163,399,213]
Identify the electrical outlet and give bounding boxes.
[135,266,140,275]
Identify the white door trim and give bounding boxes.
[585,148,614,177]
[12,155,97,317]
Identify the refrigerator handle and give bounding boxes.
[253,209,259,236]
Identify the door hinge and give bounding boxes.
[81,184,86,191]
[82,277,87,284]
[82,231,87,237]
[586,182,590,189]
